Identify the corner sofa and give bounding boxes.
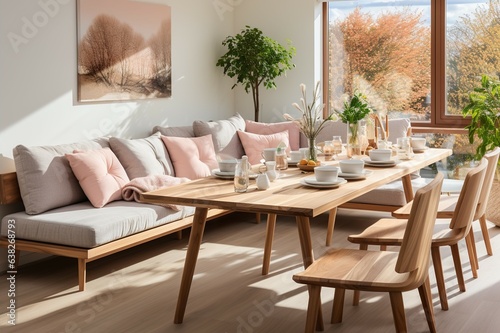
[0,114,414,291]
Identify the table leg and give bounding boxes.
[262,213,277,275]
[401,174,414,203]
[296,216,315,267]
[296,216,324,331]
[325,207,338,246]
[174,207,209,324]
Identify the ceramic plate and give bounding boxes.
[300,178,347,189]
[338,170,373,180]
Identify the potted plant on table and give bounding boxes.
[336,92,372,157]
[462,74,500,225]
[216,26,296,122]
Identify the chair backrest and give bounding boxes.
[475,147,500,219]
[396,173,444,275]
[449,158,488,230]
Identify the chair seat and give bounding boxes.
[348,218,466,247]
[348,218,407,245]
[293,248,415,291]
[392,194,458,219]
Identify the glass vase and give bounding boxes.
[347,122,362,158]
[307,137,318,162]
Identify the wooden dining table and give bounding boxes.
[140,148,452,324]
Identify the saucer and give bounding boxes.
[212,169,235,176]
[211,169,257,179]
[363,159,397,167]
[338,170,373,180]
[300,177,346,189]
[412,146,429,153]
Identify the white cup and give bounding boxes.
[369,149,392,161]
[411,137,427,150]
[290,151,302,162]
[339,159,364,174]
[314,166,339,182]
[218,159,237,172]
[261,148,277,161]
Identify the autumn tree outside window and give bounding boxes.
[324,0,500,130]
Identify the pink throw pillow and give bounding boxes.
[237,130,290,165]
[66,148,130,208]
[245,120,300,151]
[161,134,218,179]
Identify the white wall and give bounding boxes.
[0,0,235,160]
[233,0,323,123]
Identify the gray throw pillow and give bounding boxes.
[109,132,174,179]
[13,138,109,215]
[152,125,195,138]
[192,113,246,159]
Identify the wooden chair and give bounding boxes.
[349,158,487,311]
[293,173,444,333]
[393,147,500,260]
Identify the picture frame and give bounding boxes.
[77,0,171,103]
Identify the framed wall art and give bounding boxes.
[77,0,171,102]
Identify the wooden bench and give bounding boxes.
[0,171,232,291]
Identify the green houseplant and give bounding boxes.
[463,74,500,224]
[463,74,500,159]
[336,92,372,157]
[216,26,295,122]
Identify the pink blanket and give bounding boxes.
[122,175,189,211]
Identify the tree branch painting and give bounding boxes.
[77,0,171,102]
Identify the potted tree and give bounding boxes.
[216,26,295,122]
[462,74,500,224]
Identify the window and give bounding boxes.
[324,0,497,129]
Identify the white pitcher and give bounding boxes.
[256,173,271,190]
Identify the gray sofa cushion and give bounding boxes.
[0,201,195,248]
[109,132,174,179]
[192,114,246,159]
[152,125,194,138]
[13,138,109,215]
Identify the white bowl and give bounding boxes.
[314,166,339,182]
[411,137,427,150]
[218,159,238,172]
[369,149,392,161]
[339,159,364,174]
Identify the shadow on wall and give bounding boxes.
[0,0,78,132]
[74,99,173,141]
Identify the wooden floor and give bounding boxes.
[1,209,500,333]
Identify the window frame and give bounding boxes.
[322,0,470,131]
